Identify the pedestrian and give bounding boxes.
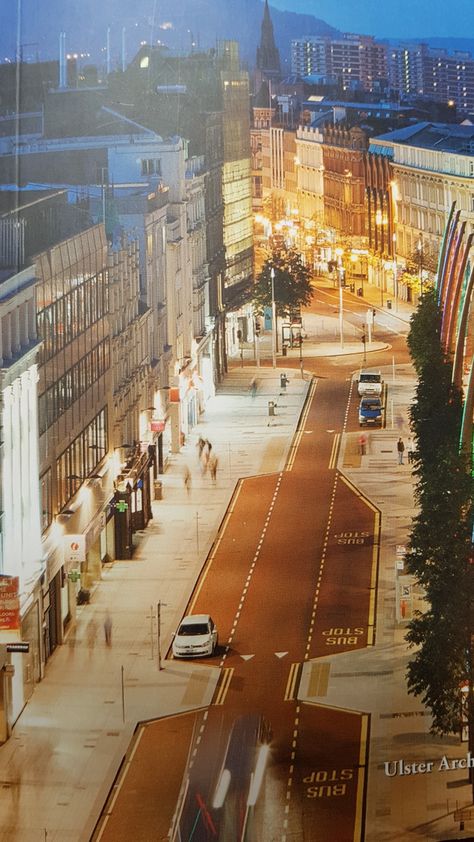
[397,437,405,465]
[358,433,367,456]
[183,464,192,493]
[196,436,206,461]
[209,454,219,482]
[205,439,212,457]
[249,377,258,398]
[104,611,113,646]
[86,618,98,653]
[406,437,414,464]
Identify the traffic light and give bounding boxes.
[255,320,261,335]
[361,333,366,345]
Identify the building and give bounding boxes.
[387,44,474,114]
[295,122,326,225]
[369,122,474,270]
[321,124,369,243]
[0,265,42,742]
[291,34,388,94]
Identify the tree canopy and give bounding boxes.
[252,245,313,317]
[405,289,474,735]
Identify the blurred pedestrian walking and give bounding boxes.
[209,454,219,483]
[196,436,206,460]
[104,611,113,646]
[183,464,192,493]
[86,618,98,653]
[397,437,405,465]
[406,437,414,464]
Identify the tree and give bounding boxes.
[251,245,313,318]
[405,288,474,759]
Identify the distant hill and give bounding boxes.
[2,0,340,69]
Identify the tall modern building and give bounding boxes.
[387,43,474,114]
[217,41,254,303]
[291,34,387,93]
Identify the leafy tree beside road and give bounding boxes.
[251,244,313,318]
[405,289,474,744]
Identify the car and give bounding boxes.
[172,613,218,658]
[357,370,383,397]
[359,396,384,427]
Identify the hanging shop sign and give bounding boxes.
[64,535,86,565]
[0,576,20,638]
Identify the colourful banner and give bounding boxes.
[0,576,20,632]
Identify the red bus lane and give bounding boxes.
[310,473,380,658]
[291,704,368,842]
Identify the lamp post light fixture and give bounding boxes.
[335,247,344,349]
[417,235,424,298]
[392,232,398,312]
[270,266,277,369]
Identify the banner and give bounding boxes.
[0,576,20,634]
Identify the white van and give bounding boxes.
[357,370,383,397]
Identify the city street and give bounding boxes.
[92,287,418,842]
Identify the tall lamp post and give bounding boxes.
[392,232,398,312]
[335,247,344,349]
[270,267,277,369]
[417,235,424,298]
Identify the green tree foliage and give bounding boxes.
[405,289,474,735]
[252,245,313,317]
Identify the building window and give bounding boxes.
[56,408,108,511]
[40,469,52,533]
[141,159,162,176]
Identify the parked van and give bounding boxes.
[357,370,383,397]
[359,396,384,427]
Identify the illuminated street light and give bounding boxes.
[270,267,277,368]
[335,247,344,349]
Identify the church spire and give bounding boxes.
[256,0,281,81]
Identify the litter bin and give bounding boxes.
[154,480,163,500]
[387,300,392,309]
[268,401,276,417]
[357,287,363,297]
[280,373,288,389]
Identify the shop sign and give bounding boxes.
[64,535,86,565]
[150,420,165,433]
[0,576,20,633]
[6,642,29,653]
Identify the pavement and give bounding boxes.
[0,279,470,842]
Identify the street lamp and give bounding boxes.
[335,247,344,349]
[417,235,424,298]
[392,233,398,312]
[270,266,277,368]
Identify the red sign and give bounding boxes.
[150,420,165,433]
[0,576,20,632]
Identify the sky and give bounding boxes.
[271,0,474,40]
